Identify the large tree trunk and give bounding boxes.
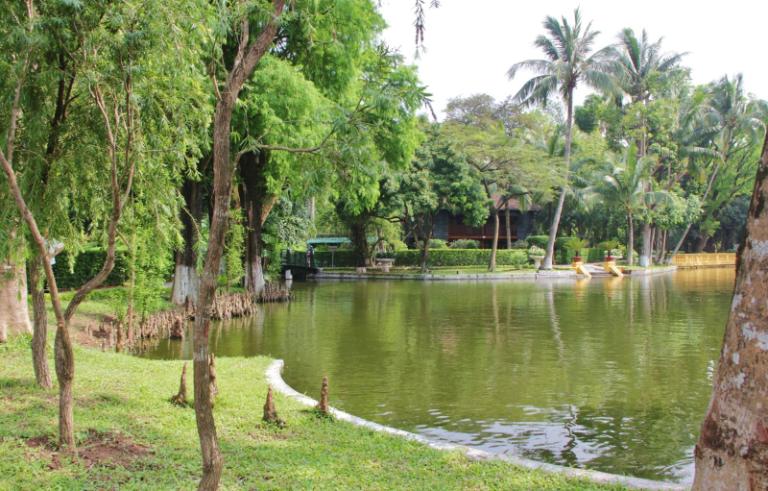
[695,233,710,253]
[28,255,52,388]
[542,94,574,270]
[350,220,369,268]
[193,5,286,487]
[172,176,203,306]
[0,257,32,343]
[239,151,276,296]
[692,131,768,489]
[489,207,500,272]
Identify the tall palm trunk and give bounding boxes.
[692,130,768,489]
[171,177,203,306]
[542,94,573,270]
[0,254,32,343]
[627,213,634,266]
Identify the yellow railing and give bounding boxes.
[671,253,736,268]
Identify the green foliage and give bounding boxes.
[315,249,528,269]
[449,239,479,249]
[526,235,549,249]
[52,249,129,290]
[417,239,448,249]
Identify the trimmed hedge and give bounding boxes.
[52,249,129,290]
[313,249,528,268]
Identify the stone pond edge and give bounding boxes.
[265,359,687,491]
[313,265,679,281]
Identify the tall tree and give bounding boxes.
[1,0,209,452]
[692,127,768,490]
[508,8,613,269]
[608,28,685,265]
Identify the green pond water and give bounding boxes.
[142,268,734,483]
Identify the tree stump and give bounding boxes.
[316,375,329,415]
[262,386,285,427]
[170,362,188,406]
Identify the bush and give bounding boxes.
[313,248,529,268]
[423,239,448,249]
[392,249,528,268]
[510,239,529,249]
[526,235,549,248]
[449,239,479,249]
[52,248,129,290]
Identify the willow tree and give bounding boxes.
[508,8,613,269]
[0,0,209,449]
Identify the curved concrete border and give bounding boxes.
[266,359,686,490]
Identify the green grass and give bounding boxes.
[0,335,624,490]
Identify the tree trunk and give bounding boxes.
[29,255,52,388]
[192,4,286,483]
[692,131,768,489]
[639,223,653,267]
[0,257,32,343]
[695,233,710,252]
[505,202,512,249]
[627,213,635,266]
[489,207,500,272]
[350,220,369,268]
[542,93,574,270]
[239,151,277,296]
[420,226,433,273]
[172,176,203,306]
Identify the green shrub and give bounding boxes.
[449,239,479,249]
[526,235,549,248]
[313,248,529,268]
[392,249,528,268]
[510,239,529,249]
[417,238,448,249]
[52,248,129,290]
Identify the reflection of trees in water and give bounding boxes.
[136,271,735,481]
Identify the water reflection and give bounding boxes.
[142,269,734,483]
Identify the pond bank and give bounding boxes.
[267,359,684,491]
[314,265,678,281]
[0,336,626,490]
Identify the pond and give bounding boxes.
[142,268,734,483]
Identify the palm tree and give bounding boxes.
[507,8,613,270]
[670,74,766,256]
[608,28,685,265]
[600,145,652,266]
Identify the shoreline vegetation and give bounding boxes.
[1,330,625,490]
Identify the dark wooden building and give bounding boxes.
[432,197,536,248]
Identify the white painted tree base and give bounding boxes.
[171,264,199,306]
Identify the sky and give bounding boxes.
[378,1,768,119]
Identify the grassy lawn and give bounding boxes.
[0,333,623,490]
